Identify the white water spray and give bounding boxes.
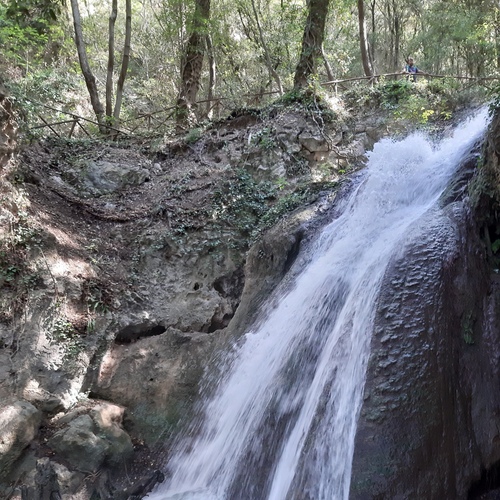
[148,110,488,500]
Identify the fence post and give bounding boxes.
[68,118,78,138]
[37,115,60,137]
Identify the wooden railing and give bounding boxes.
[26,72,500,139]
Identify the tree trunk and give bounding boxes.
[176,0,211,131]
[393,12,400,70]
[113,0,132,125]
[250,0,283,95]
[321,46,334,81]
[294,0,331,89]
[106,0,117,118]
[370,0,376,68]
[69,0,106,132]
[358,0,373,77]
[205,34,216,119]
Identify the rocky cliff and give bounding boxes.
[0,84,494,499]
[349,111,500,498]
[0,93,377,498]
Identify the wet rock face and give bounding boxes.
[350,195,499,497]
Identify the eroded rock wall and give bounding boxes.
[0,100,371,498]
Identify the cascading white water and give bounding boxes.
[148,110,488,500]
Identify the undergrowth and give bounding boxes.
[211,169,339,249]
[0,204,42,323]
[344,77,486,126]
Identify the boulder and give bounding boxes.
[298,131,330,153]
[90,402,133,466]
[47,415,108,473]
[0,400,41,480]
[51,462,85,498]
[21,457,61,500]
[47,405,134,473]
[92,328,211,444]
[83,159,150,195]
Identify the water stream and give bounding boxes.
[148,110,488,500]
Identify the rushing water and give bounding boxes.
[148,111,488,500]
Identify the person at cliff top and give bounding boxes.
[403,57,421,81]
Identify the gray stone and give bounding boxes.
[84,160,150,195]
[51,462,85,498]
[92,328,211,444]
[90,402,133,466]
[366,126,385,143]
[350,139,366,156]
[31,457,61,500]
[47,415,107,473]
[0,400,41,480]
[298,132,330,153]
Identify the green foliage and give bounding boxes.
[0,0,68,73]
[276,88,304,106]
[251,126,275,150]
[211,166,339,248]
[0,0,494,141]
[413,0,497,77]
[343,83,382,109]
[212,168,277,238]
[0,207,42,322]
[83,278,111,315]
[254,190,307,233]
[50,313,85,359]
[393,94,435,125]
[345,76,480,126]
[0,11,49,63]
[492,239,500,254]
[0,262,19,284]
[7,68,82,132]
[272,87,337,127]
[4,0,64,31]
[51,316,75,341]
[255,181,338,237]
[184,127,203,144]
[426,78,460,95]
[380,80,412,107]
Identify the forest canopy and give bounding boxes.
[1,0,499,134]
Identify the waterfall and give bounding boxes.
[148,110,488,500]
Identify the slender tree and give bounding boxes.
[113,0,132,125]
[322,46,335,81]
[205,33,216,119]
[176,0,211,130]
[249,0,283,95]
[106,0,118,118]
[358,0,373,76]
[70,0,131,132]
[294,0,331,89]
[69,0,106,132]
